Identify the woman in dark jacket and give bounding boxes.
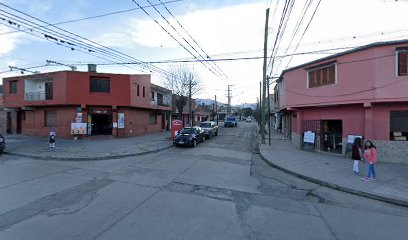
[351,137,362,175]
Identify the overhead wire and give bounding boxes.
[141,0,223,78]
[0,0,184,36]
[158,0,228,78]
[0,3,172,77]
[129,0,222,78]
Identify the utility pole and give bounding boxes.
[261,8,270,144]
[259,81,261,127]
[189,74,192,127]
[215,95,218,125]
[227,85,233,115]
[267,76,271,146]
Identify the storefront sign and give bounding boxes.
[347,135,363,144]
[118,113,125,128]
[71,123,87,134]
[303,131,315,144]
[75,112,82,123]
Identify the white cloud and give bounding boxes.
[0,26,24,56]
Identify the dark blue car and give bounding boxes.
[173,127,205,147]
[0,133,5,154]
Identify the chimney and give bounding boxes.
[88,64,97,72]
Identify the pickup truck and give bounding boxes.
[199,121,219,139]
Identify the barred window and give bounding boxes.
[45,110,57,127]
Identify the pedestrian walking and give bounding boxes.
[361,141,377,181]
[49,128,56,150]
[351,137,363,175]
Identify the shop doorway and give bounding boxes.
[321,120,343,154]
[90,114,112,135]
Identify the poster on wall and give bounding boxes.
[118,113,125,128]
[71,123,87,134]
[303,131,315,144]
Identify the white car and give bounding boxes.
[246,118,251,123]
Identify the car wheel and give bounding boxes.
[192,140,197,147]
[215,130,218,136]
[207,134,211,139]
[202,136,205,142]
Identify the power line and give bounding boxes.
[142,0,223,78]
[284,76,408,98]
[158,0,228,79]
[0,0,184,36]
[0,3,172,77]
[129,0,221,78]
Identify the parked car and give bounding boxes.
[173,126,206,147]
[0,133,5,154]
[224,117,238,127]
[246,117,252,123]
[199,121,219,139]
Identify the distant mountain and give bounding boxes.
[195,98,225,106]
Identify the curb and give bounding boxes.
[4,145,174,161]
[258,147,408,208]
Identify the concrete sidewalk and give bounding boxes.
[259,132,408,207]
[3,131,173,161]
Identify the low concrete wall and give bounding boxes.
[373,140,408,164]
[291,132,301,149]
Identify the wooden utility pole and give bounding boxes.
[215,95,218,125]
[261,8,270,144]
[227,85,233,115]
[259,81,261,127]
[189,75,192,127]
[267,76,271,146]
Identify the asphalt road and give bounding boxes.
[0,123,407,240]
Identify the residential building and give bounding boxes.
[274,39,408,163]
[2,68,172,138]
[0,85,6,134]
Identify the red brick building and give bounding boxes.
[2,69,172,138]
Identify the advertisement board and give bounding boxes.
[71,123,87,135]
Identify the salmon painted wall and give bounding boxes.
[129,74,152,109]
[371,103,408,140]
[22,106,76,138]
[280,43,408,109]
[3,72,68,108]
[293,105,365,138]
[65,71,131,106]
[116,107,163,137]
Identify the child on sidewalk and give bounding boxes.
[351,137,363,175]
[361,141,377,181]
[49,128,56,150]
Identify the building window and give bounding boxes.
[143,86,145,98]
[90,77,110,93]
[45,110,57,127]
[45,82,53,100]
[308,64,336,88]
[149,113,157,125]
[150,91,155,101]
[390,111,408,141]
[157,93,163,105]
[397,50,408,76]
[137,85,140,96]
[9,81,18,94]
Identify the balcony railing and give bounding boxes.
[25,91,48,101]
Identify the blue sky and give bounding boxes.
[1,0,408,104]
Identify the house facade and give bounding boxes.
[2,69,172,138]
[275,40,408,163]
[0,85,6,134]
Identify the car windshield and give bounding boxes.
[200,123,211,128]
[180,128,196,134]
[227,118,235,121]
